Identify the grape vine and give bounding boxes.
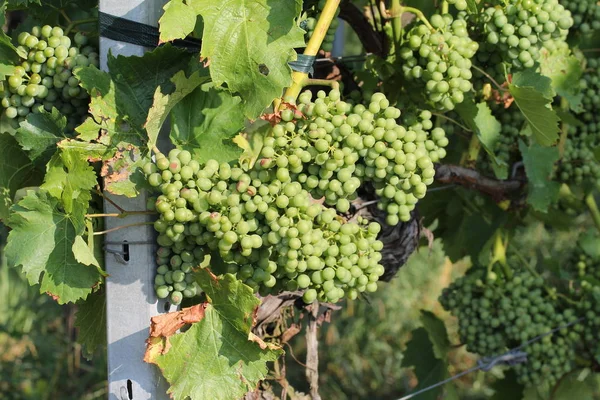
[1,0,600,399]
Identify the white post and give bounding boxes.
[99,1,171,399]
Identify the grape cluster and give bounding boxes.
[0,25,98,130]
[440,269,580,386]
[144,146,386,304]
[288,90,447,224]
[399,13,478,111]
[555,57,600,186]
[561,0,600,34]
[472,0,573,77]
[152,244,203,305]
[579,286,600,362]
[567,248,600,280]
[301,0,340,52]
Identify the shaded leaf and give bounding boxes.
[5,190,101,303]
[539,46,583,112]
[145,70,208,149]
[490,370,524,400]
[170,82,245,163]
[75,288,107,359]
[401,327,458,400]
[420,311,451,360]
[455,99,506,178]
[0,133,40,221]
[15,107,66,165]
[75,45,193,146]
[509,71,560,146]
[578,229,600,260]
[518,140,560,212]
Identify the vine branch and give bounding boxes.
[434,164,524,200]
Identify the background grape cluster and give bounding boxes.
[555,56,600,186]
[470,0,573,80]
[440,269,581,386]
[0,25,99,130]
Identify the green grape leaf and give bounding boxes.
[193,0,305,117]
[0,62,14,79]
[41,148,97,214]
[6,0,42,6]
[490,370,524,400]
[236,121,271,170]
[75,45,193,146]
[75,288,107,359]
[57,139,109,161]
[0,2,19,63]
[455,99,506,179]
[401,326,458,400]
[145,70,209,150]
[420,311,451,361]
[539,46,583,112]
[509,72,560,146]
[158,0,197,43]
[518,140,560,212]
[145,270,283,400]
[100,143,146,197]
[72,234,106,277]
[511,68,555,100]
[170,82,245,164]
[552,370,596,400]
[578,229,600,260]
[0,133,40,221]
[15,108,66,165]
[5,190,101,303]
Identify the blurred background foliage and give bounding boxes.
[0,223,107,400]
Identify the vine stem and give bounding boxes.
[92,222,154,236]
[390,0,403,51]
[304,78,340,90]
[278,0,341,110]
[471,65,505,92]
[389,6,434,31]
[441,0,449,14]
[585,194,600,235]
[95,189,125,213]
[65,18,97,35]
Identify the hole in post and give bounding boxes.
[164,302,171,312]
[127,379,133,399]
[122,241,130,262]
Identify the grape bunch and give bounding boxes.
[399,13,478,111]
[0,25,98,130]
[440,268,580,386]
[301,0,340,52]
[143,147,386,304]
[555,56,600,186]
[284,90,447,224]
[561,0,600,34]
[472,0,573,77]
[579,286,600,362]
[152,245,203,305]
